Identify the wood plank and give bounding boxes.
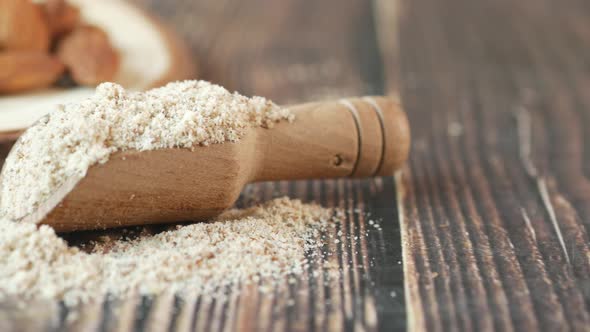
[0,0,404,331]
[377,0,590,330]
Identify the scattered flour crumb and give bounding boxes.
[0,80,293,221]
[447,121,463,137]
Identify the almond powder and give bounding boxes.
[0,197,338,306]
[0,80,293,221]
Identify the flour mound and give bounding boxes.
[0,197,334,306]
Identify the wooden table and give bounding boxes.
[1,0,589,331]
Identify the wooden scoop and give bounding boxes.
[21,96,410,231]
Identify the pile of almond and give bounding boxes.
[0,0,119,94]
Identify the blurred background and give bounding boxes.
[134,0,386,102]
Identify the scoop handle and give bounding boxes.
[252,96,410,182]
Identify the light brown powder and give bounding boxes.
[0,80,293,221]
[0,197,338,306]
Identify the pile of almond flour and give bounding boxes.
[0,80,293,221]
[0,80,338,308]
[0,197,337,306]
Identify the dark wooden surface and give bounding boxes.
[2,0,590,331]
[391,0,590,330]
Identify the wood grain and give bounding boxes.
[0,0,404,331]
[379,0,590,330]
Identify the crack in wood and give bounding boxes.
[515,106,570,265]
[395,171,420,332]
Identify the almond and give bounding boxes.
[0,52,65,93]
[0,0,51,51]
[43,0,80,38]
[57,25,120,85]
